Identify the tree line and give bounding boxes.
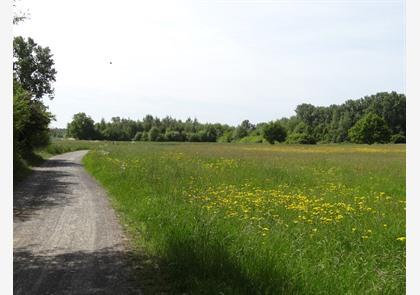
[66,91,405,144]
[13,4,57,180]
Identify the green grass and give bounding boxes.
[39,139,105,157]
[13,140,104,184]
[78,142,406,293]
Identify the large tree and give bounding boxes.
[348,113,391,144]
[13,36,57,100]
[262,121,287,144]
[13,33,57,171]
[67,113,97,140]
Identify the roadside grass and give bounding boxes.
[13,139,104,184]
[39,139,105,158]
[82,143,406,294]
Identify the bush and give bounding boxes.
[165,130,186,142]
[149,127,163,141]
[185,133,199,142]
[286,133,316,144]
[348,113,391,144]
[217,130,233,143]
[13,150,30,183]
[390,133,406,144]
[262,121,287,144]
[13,81,53,155]
[284,122,316,144]
[232,126,248,140]
[238,135,265,143]
[133,131,143,141]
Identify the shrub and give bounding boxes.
[149,127,163,141]
[390,133,406,144]
[217,130,233,143]
[285,122,316,144]
[262,121,287,144]
[133,131,143,141]
[239,135,265,143]
[165,130,186,142]
[286,133,316,144]
[187,133,201,142]
[348,113,391,144]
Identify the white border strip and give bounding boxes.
[0,0,13,294]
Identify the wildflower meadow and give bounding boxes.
[76,142,405,294]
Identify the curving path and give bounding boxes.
[13,150,141,295]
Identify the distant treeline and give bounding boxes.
[65,91,405,144]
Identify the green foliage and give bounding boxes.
[284,92,405,143]
[133,131,143,141]
[13,80,53,154]
[187,133,202,142]
[198,125,218,142]
[238,135,265,143]
[42,140,102,156]
[286,122,316,144]
[165,130,186,142]
[13,151,31,183]
[13,82,31,141]
[286,133,316,144]
[217,130,234,143]
[232,120,255,141]
[348,113,391,144]
[13,33,57,181]
[390,133,406,144]
[49,128,67,139]
[67,112,98,140]
[13,36,57,99]
[149,126,162,141]
[65,91,404,145]
[262,121,287,144]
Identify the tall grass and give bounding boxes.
[14,139,105,183]
[40,139,106,157]
[82,143,405,294]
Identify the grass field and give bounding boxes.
[57,141,405,294]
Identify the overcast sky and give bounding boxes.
[13,0,405,128]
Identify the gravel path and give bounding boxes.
[14,150,141,295]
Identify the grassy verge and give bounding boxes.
[13,139,105,184]
[83,143,406,294]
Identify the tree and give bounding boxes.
[13,4,58,181]
[348,113,391,144]
[133,131,144,141]
[262,121,287,144]
[165,130,186,142]
[67,113,97,140]
[13,80,53,154]
[13,36,57,100]
[199,125,218,142]
[295,103,317,129]
[217,129,234,143]
[286,122,316,144]
[148,127,162,141]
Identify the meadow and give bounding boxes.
[54,141,405,294]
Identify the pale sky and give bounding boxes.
[13,0,405,128]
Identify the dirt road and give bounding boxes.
[14,150,141,295]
